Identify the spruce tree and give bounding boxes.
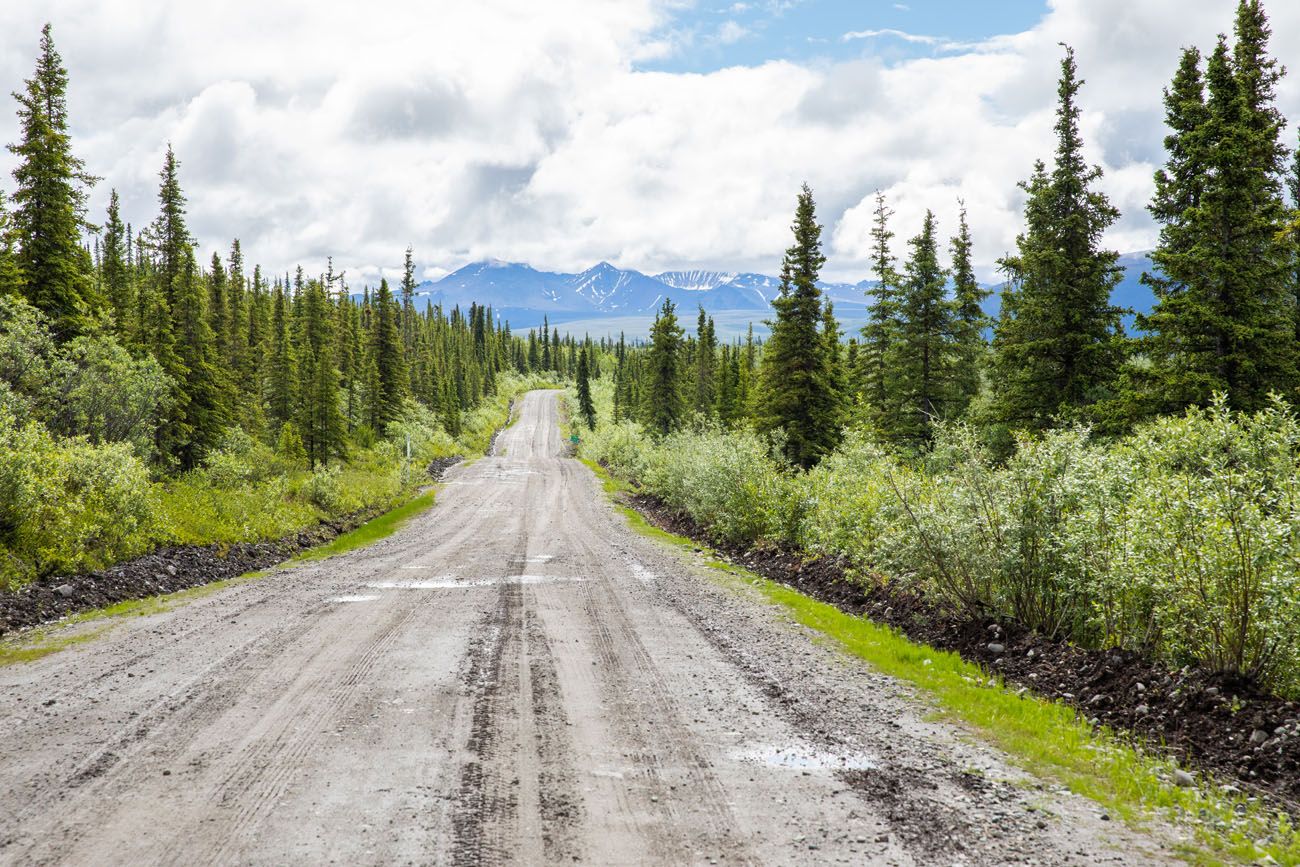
[296,278,346,467]
[8,24,97,337]
[641,298,686,435]
[860,191,901,428]
[0,190,23,298]
[266,281,297,434]
[576,346,596,430]
[892,210,953,441]
[370,277,407,429]
[694,306,717,415]
[990,46,1126,430]
[819,300,846,435]
[950,203,989,415]
[755,184,841,468]
[1140,5,1295,412]
[171,248,227,468]
[101,189,133,342]
[153,144,191,308]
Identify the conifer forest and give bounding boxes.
[3,3,1300,865]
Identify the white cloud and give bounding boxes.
[842,28,943,45]
[0,0,1295,286]
[715,20,749,45]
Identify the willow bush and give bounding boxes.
[583,394,1300,697]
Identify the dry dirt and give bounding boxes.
[0,391,1185,865]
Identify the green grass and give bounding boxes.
[290,489,438,563]
[0,487,441,666]
[578,458,1300,866]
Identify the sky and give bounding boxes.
[0,0,1296,286]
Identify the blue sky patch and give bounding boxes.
[641,0,1050,72]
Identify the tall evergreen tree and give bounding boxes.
[949,203,989,414]
[0,191,23,298]
[171,248,227,468]
[369,277,407,429]
[1140,5,1295,412]
[266,281,297,434]
[694,306,717,416]
[8,24,97,337]
[892,210,954,441]
[296,278,346,467]
[755,184,842,468]
[576,346,596,429]
[641,298,686,435]
[990,46,1126,430]
[152,144,190,308]
[860,191,901,427]
[101,189,132,342]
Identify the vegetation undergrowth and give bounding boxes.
[582,454,1299,866]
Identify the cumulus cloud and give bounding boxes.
[0,0,1296,286]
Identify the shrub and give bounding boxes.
[0,406,156,586]
[302,463,345,513]
[641,425,793,545]
[797,430,901,570]
[1122,399,1300,695]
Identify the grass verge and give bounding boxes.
[579,458,1300,867]
[290,489,438,564]
[0,485,442,666]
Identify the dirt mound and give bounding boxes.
[629,493,1300,814]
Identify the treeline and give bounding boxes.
[0,25,586,478]
[593,1,1300,471]
[0,26,587,587]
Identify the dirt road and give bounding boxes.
[0,391,1178,865]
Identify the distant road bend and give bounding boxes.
[0,391,1176,865]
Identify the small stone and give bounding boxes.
[166,564,177,576]
[1206,686,1220,696]
[1089,694,1107,706]
[987,643,1005,655]
[1250,729,1268,746]
[55,583,74,598]
[162,769,171,776]
[1172,769,1195,788]
[1135,704,1149,715]
[1135,682,1145,692]
[1099,813,1110,822]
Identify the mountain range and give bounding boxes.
[378,253,1158,333]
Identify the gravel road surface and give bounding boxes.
[0,390,1180,865]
